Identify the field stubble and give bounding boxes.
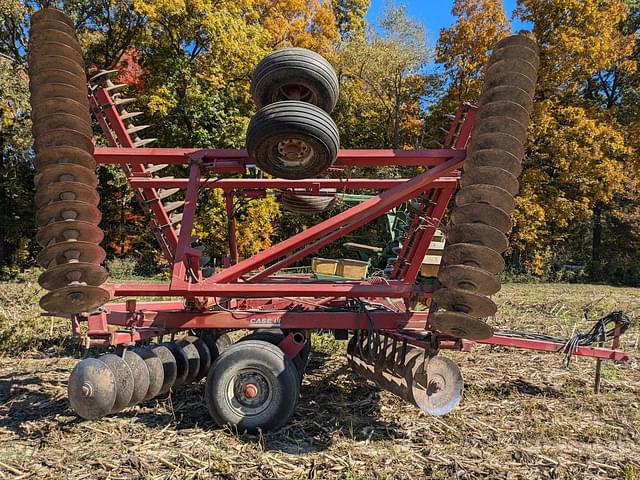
[0,281,638,479]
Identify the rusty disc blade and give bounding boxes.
[99,353,134,413]
[28,54,84,77]
[411,355,464,416]
[37,240,106,268]
[36,146,95,170]
[438,265,501,295]
[473,115,528,145]
[32,112,92,139]
[495,34,540,54]
[29,17,76,37]
[34,128,94,154]
[30,82,89,108]
[31,97,90,124]
[35,181,99,208]
[451,203,512,233]
[151,344,178,396]
[476,100,530,128]
[67,357,116,419]
[35,163,98,189]
[164,342,190,387]
[132,347,165,401]
[37,220,103,247]
[482,71,536,97]
[478,85,533,113]
[446,223,509,253]
[31,8,74,28]
[29,29,82,53]
[485,58,538,84]
[30,68,86,92]
[465,149,522,177]
[40,284,109,314]
[28,41,84,67]
[456,184,515,214]
[433,288,497,318]
[468,132,525,161]
[36,199,101,226]
[121,349,150,407]
[38,262,107,290]
[489,44,540,70]
[460,166,519,196]
[442,242,505,275]
[430,311,494,340]
[178,336,212,382]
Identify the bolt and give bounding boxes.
[244,384,258,399]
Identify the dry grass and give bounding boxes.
[0,281,639,479]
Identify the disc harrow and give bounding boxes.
[433,33,540,340]
[28,8,109,314]
[25,12,632,434]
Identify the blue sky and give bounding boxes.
[367,1,527,44]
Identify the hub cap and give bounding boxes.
[225,369,272,417]
[276,138,314,166]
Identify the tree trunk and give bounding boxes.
[392,73,401,149]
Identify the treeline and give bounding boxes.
[1,0,639,283]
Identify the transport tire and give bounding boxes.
[280,191,336,214]
[251,47,339,112]
[246,101,340,179]
[238,330,308,379]
[205,340,300,433]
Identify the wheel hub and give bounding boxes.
[228,371,272,416]
[277,138,311,161]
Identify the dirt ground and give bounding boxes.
[0,282,639,479]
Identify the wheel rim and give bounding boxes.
[275,138,314,167]
[277,84,314,103]
[225,369,273,418]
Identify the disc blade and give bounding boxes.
[31,97,90,124]
[28,55,84,77]
[442,243,505,275]
[29,29,82,53]
[30,68,86,92]
[37,240,106,268]
[495,34,540,54]
[67,358,116,419]
[32,112,92,139]
[121,349,150,407]
[429,311,495,340]
[489,44,540,70]
[36,146,95,170]
[132,347,165,401]
[151,344,178,396]
[478,85,533,113]
[451,203,512,233]
[460,166,519,196]
[411,355,464,416]
[34,128,94,154]
[482,72,536,97]
[35,163,98,189]
[468,132,525,161]
[28,41,85,68]
[36,199,101,226]
[446,223,509,253]
[37,220,104,247]
[475,100,530,128]
[438,265,501,295]
[29,18,76,37]
[465,149,522,176]
[35,181,99,208]
[40,285,109,314]
[455,184,515,214]
[178,336,211,382]
[30,82,89,108]
[432,288,497,318]
[163,342,190,387]
[99,353,134,413]
[31,8,74,28]
[485,58,538,84]
[38,262,107,290]
[473,115,528,145]
[176,340,200,384]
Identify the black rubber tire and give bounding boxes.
[251,47,339,112]
[246,101,339,179]
[238,330,307,379]
[280,191,336,214]
[205,340,300,433]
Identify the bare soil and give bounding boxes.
[0,282,638,479]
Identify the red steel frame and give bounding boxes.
[79,86,631,364]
